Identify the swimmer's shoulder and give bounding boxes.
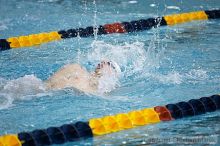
[47,63,83,81]
[62,63,82,70]
[58,63,87,73]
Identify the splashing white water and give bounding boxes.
[149,69,208,85]
[88,40,159,77]
[86,40,169,91]
[185,69,208,81]
[0,75,46,109]
[152,71,183,85]
[97,72,120,94]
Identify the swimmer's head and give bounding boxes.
[94,61,121,93]
[94,61,121,78]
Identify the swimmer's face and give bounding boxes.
[95,61,117,77]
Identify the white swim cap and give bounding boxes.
[95,60,121,78]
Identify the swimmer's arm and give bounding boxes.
[52,64,83,77]
[45,64,84,89]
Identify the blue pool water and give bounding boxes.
[0,0,220,145]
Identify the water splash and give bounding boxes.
[149,69,208,85]
[151,71,183,85]
[0,75,46,109]
[86,39,210,87]
[88,40,155,77]
[97,72,120,94]
[93,0,98,40]
[185,69,208,81]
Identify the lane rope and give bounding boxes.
[0,9,219,51]
[0,94,219,146]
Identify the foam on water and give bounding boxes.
[87,32,169,83]
[148,69,208,85]
[0,75,46,109]
[152,71,183,85]
[88,40,159,78]
[185,69,208,81]
[97,72,120,94]
[86,40,209,88]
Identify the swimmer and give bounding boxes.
[45,61,121,94]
